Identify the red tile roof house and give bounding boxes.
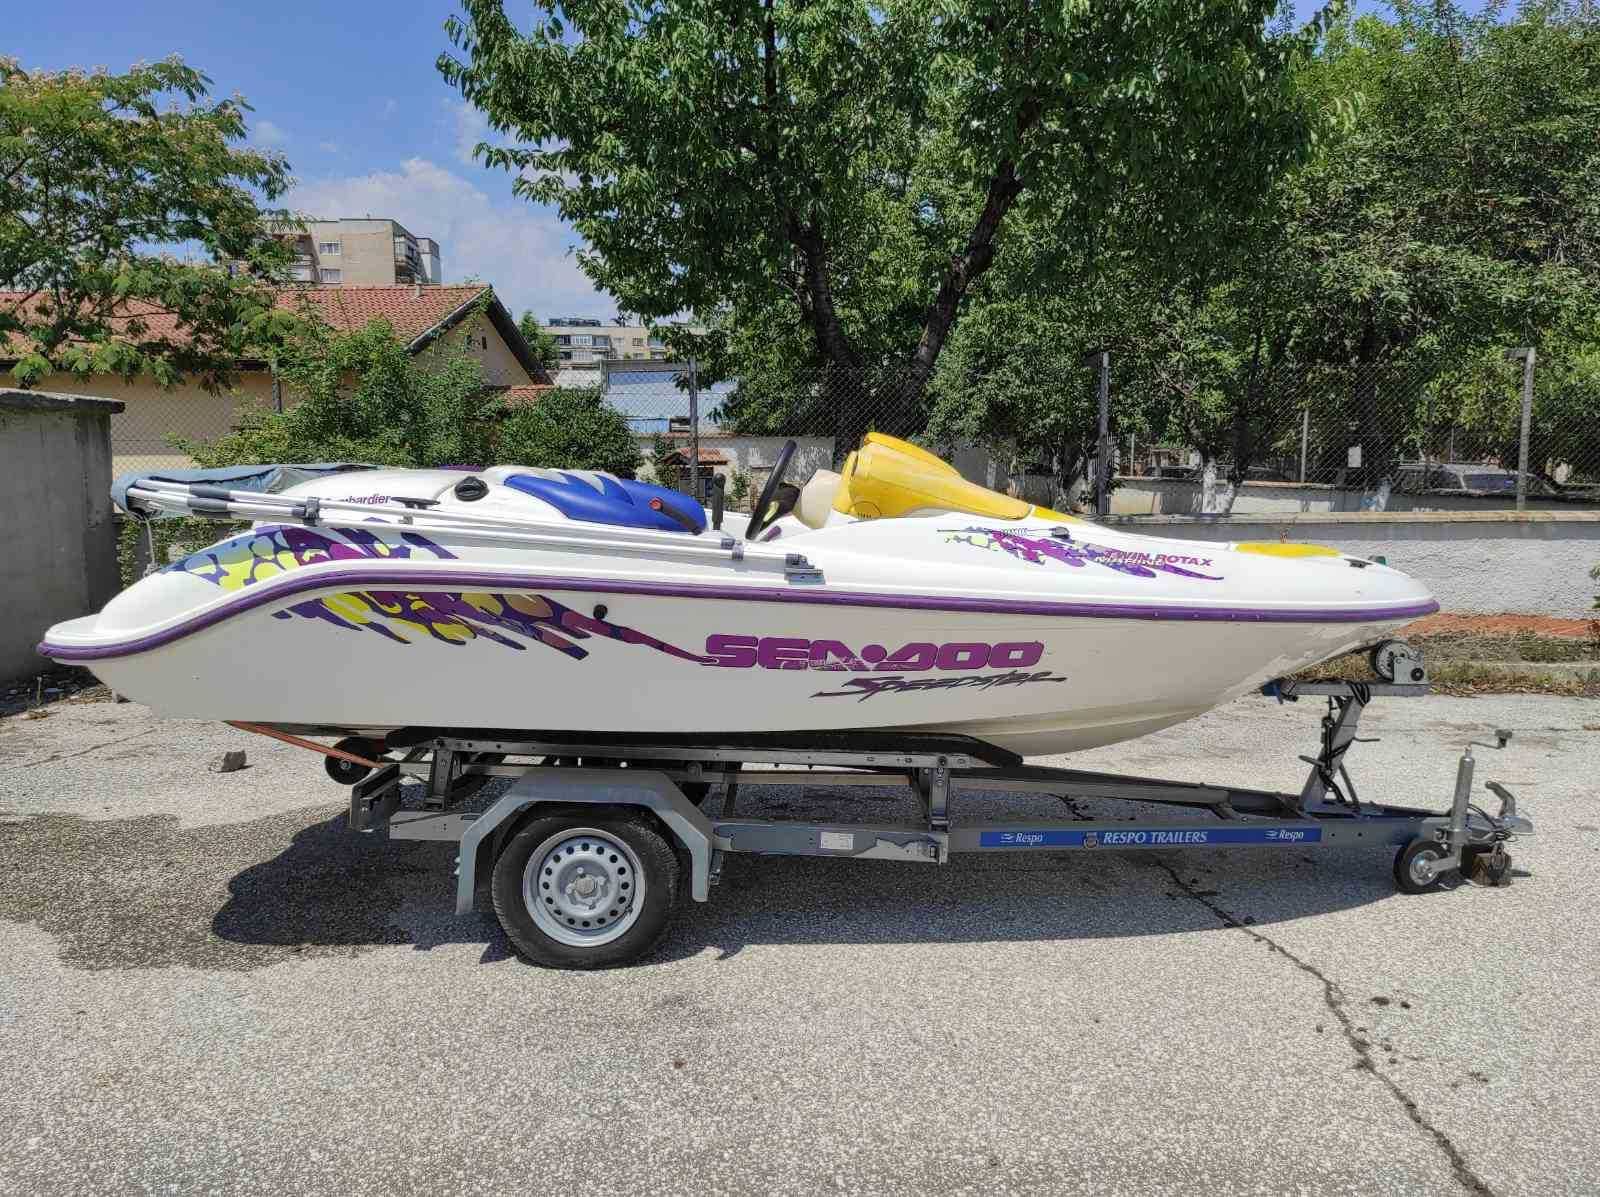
[0,285,552,474]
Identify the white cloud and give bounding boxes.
[285,157,611,319]
[318,140,341,154]
[254,119,288,146]
[450,100,491,167]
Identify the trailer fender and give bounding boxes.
[455,768,716,914]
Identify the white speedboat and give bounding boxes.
[41,435,1436,756]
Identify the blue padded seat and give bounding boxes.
[504,471,706,534]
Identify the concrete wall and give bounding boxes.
[1111,476,1596,516]
[30,370,277,477]
[0,389,124,681]
[1108,510,1600,617]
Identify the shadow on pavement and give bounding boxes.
[1,799,1410,972]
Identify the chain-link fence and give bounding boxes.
[109,349,1600,514]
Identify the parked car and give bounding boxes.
[1393,462,1559,497]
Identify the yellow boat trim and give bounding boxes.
[862,432,960,476]
[1030,505,1082,523]
[832,436,1033,520]
[1233,541,1342,558]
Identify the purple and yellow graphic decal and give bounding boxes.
[170,525,458,590]
[943,526,1221,581]
[270,588,713,662]
[170,526,712,664]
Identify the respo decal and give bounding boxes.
[704,635,1044,672]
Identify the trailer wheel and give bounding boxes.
[491,811,680,969]
[325,737,382,784]
[1393,838,1450,895]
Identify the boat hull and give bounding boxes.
[46,575,1417,756]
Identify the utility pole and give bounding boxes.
[1504,347,1536,512]
[1299,405,1309,483]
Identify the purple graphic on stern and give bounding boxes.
[168,524,457,591]
[172,525,711,663]
[943,527,1222,581]
[272,587,714,663]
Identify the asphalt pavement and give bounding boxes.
[1,690,1595,1195]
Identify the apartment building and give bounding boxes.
[275,218,443,287]
[545,316,697,363]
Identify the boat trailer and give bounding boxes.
[265,653,1532,968]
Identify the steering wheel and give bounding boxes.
[744,439,798,541]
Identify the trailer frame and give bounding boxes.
[330,668,1533,966]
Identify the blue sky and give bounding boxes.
[13,1,1396,324]
[11,1,607,322]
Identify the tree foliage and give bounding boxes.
[938,1,1600,490]
[495,386,641,476]
[0,57,295,388]
[441,0,1328,406]
[517,310,561,368]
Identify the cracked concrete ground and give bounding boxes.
[0,692,1595,1195]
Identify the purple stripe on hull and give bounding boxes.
[37,565,1440,663]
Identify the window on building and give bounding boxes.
[319,268,342,283]
[555,335,570,346]
[632,337,644,346]
[571,334,593,347]
[560,350,573,360]
[317,241,341,255]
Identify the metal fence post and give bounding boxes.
[687,356,700,502]
[1299,405,1309,483]
[1505,347,1536,512]
[1081,349,1110,517]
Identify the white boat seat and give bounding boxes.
[794,469,842,529]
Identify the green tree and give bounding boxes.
[441,0,1328,428]
[496,387,641,475]
[0,57,295,388]
[517,310,560,369]
[1278,1,1600,482]
[648,434,682,491]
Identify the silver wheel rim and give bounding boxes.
[1409,846,1441,886]
[523,827,645,948]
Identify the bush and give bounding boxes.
[496,388,640,476]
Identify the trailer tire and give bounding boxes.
[491,810,680,969]
[1393,838,1449,895]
